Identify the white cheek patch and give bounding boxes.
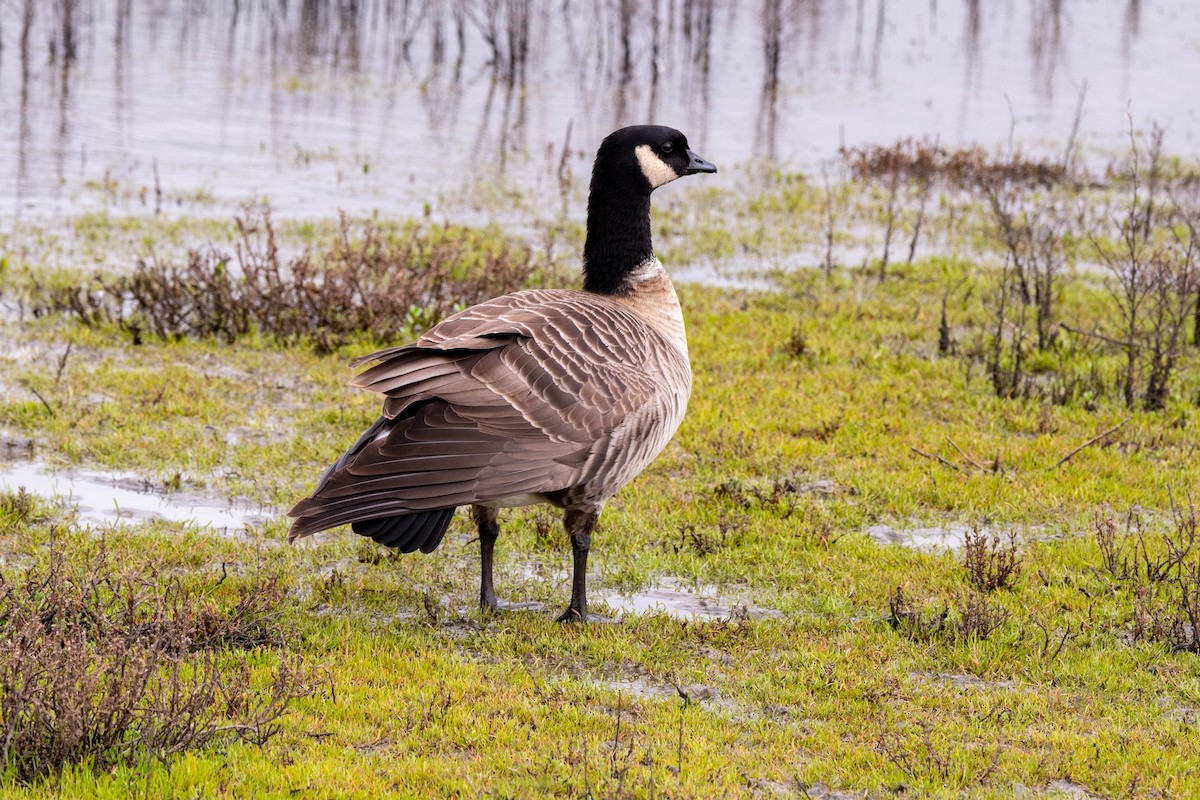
[635,144,680,189]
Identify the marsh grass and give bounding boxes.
[3,145,1200,794]
[3,262,1200,795]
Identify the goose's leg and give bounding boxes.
[473,505,501,612]
[557,507,603,623]
[474,504,542,613]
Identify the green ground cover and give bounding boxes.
[1,169,1199,797]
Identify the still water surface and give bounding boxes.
[1,0,1197,224]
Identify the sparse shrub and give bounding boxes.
[969,119,1080,400]
[978,168,1075,354]
[661,521,743,557]
[1080,124,1200,410]
[713,474,836,522]
[877,719,1004,787]
[1095,499,1200,652]
[356,539,402,565]
[30,208,549,353]
[315,567,348,602]
[0,489,39,535]
[529,507,560,550]
[887,585,949,642]
[782,326,809,359]
[962,528,1022,593]
[818,159,845,276]
[0,542,311,783]
[937,283,957,356]
[843,139,1069,279]
[984,257,1033,399]
[952,589,1013,641]
[887,585,1010,643]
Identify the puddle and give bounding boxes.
[0,432,35,460]
[0,460,271,534]
[671,258,777,291]
[600,576,781,622]
[867,523,1054,552]
[1025,780,1104,799]
[0,300,23,324]
[508,559,781,622]
[909,671,1016,692]
[867,523,978,551]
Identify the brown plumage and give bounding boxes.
[288,125,717,621]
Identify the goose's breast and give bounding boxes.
[574,353,692,505]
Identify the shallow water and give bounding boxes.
[601,576,780,620]
[867,522,975,550]
[0,0,1195,225]
[0,460,270,534]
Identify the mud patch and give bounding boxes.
[598,676,721,706]
[1015,780,1104,799]
[1,431,36,459]
[600,577,782,622]
[909,671,1016,692]
[1156,697,1200,725]
[0,461,271,534]
[797,784,874,800]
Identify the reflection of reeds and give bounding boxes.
[469,0,531,87]
[53,0,77,63]
[0,0,1155,117]
[757,0,782,158]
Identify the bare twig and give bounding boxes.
[910,446,961,472]
[1051,418,1131,469]
[53,342,73,387]
[17,380,55,417]
[1059,323,1138,350]
[946,437,988,473]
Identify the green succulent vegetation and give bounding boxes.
[0,147,1199,797]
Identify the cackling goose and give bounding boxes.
[288,125,717,622]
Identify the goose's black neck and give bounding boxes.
[582,172,654,295]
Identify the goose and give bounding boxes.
[288,125,717,622]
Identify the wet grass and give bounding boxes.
[1,170,1200,795]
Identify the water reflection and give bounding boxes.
[0,0,1194,223]
[1029,0,1064,101]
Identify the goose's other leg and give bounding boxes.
[473,505,502,612]
[557,506,603,623]
[473,504,542,614]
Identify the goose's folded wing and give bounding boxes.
[350,290,679,440]
[287,398,589,536]
[290,292,682,536]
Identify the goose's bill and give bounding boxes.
[684,150,718,175]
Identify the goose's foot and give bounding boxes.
[555,605,616,624]
[555,605,585,624]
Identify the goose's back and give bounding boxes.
[350,287,692,508]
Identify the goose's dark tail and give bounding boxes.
[287,415,457,553]
[350,508,456,553]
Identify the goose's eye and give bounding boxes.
[661,142,674,154]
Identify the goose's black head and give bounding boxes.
[584,125,717,294]
[594,125,718,195]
